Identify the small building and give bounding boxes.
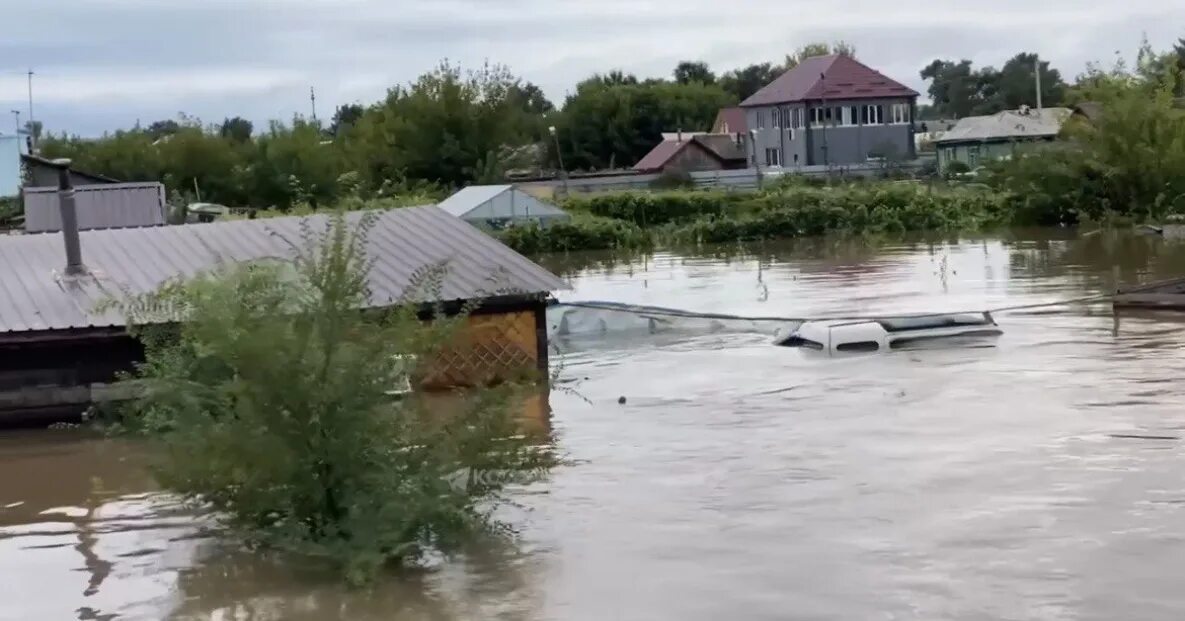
[0,135,22,197]
[0,204,568,424]
[935,107,1072,170]
[23,182,168,233]
[711,107,751,159]
[632,133,748,173]
[21,153,119,188]
[913,119,959,152]
[741,54,919,168]
[438,184,571,229]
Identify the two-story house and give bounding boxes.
[741,55,919,168]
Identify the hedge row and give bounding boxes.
[500,184,1012,254]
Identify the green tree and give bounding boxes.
[156,126,248,205]
[921,59,986,118]
[991,53,1066,110]
[341,61,542,188]
[219,116,254,143]
[783,40,856,70]
[247,119,344,208]
[673,61,716,85]
[555,79,735,170]
[109,212,555,583]
[329,104,365,137]
[718,63,778,102]
[147,119,181,141]
[509,82,555,114]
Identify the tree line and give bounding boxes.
[34,37,1185,210]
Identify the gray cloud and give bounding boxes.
[0,0,1180,136]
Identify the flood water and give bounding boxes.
[6,229,1185,620]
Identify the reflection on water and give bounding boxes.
[6,229,1185,620]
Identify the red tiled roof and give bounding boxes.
[712,107,748,134]
[740,55,918,107]
[632,139,693,171]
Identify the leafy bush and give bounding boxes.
[986,72,1185,224]
[108,212,555,583]
[666,184,1003,244]
[499,214,652,253]
[649,168,695,190]
[565,190,748,225]
[944,160,971,177]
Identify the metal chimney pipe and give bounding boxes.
[1035,57,1043,111]
[53,158,86,276]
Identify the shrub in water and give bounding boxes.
[109,212,555,583]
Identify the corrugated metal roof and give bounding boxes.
[437,185,513,217]
[935,108,1072,144]
[740,55,918,107]
[24,182,167,233]
[0,206,569,335]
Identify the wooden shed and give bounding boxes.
[0,206,569,425]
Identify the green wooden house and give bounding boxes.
[936,107,1072,171]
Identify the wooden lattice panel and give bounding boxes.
[419,310,539,390]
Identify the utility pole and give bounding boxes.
[310,86,317,122]
[1034,56,1043,111]
[27,69,35,151]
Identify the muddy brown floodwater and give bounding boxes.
[5,229,1185,620]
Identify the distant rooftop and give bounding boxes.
[741,55,918,107]
[936,107,1073,144]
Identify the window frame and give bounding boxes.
[890,103,911,124]
[864,104,884,125]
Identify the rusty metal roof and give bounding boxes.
[0,206,569,335]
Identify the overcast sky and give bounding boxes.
[1,0,1180,137]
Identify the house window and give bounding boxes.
[756,110,765,129]
[850,106,859,125]
[765,148,781,167]
[968,145,980,168]
[891,103,911,124]
[834,106,856,126]
[772,107,780,129]
[864,104,884,125]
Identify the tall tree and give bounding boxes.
[509,82,555,114]
[992,53,1066,110]
[147,119,181,141]
[921,59,983,118]
[719,63,779,102]
[341,61,542,188]
[555,79,735,170]
[673,61,716,85]
[219,116,254,143]
[330,104,365,137]
[784,41,857,70]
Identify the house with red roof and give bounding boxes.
[632,132,748,174]
[740,54,919,168]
